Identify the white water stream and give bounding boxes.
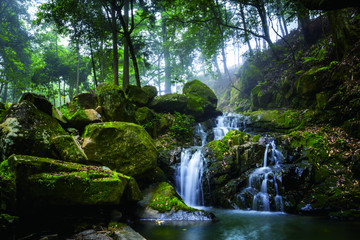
[176,113,246,206]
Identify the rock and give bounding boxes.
[183,79,218,119]
[0,154,141,209]
[296,66,324,97]
[316,92,328,110]
[98,89,135,122]
[137,182,215,221]
[75,93,98,110]
[52,107,68,125]
[82,122,157,180]
[148,94,188,114]
[72,224,146,240]
[70,109,102,131]
[0,101,67,162]
[125,85,154,107]
[19,92,53,116]
[135,107,156,126]
[142,85,158,102]
[52,135,88,163]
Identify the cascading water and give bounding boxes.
[243,139,284,212]
[176,113,246,206]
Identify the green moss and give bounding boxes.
[98,83,121,94]
[252,134,261,142]
[149,182,195,213]
[207,140,230,160]
[223,129,251,146]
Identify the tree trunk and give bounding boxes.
[278,16,285,36]
[76,45,80,96]
[58,78,61,106]
[99,39,104,83]
[327,10,353,59]
[89,37,98,89]
[239,2,253,55]
[112,8,119,86]
[162,14,171,94]
[123,0,130,90]
[281,15,288,35]
[118,13,140,87]
[2,82,8,102]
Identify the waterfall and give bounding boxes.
[245,139,284,212]
[176,113,245,206]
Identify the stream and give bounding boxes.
[133,208,360,240]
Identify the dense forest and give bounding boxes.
[1,0,360,239]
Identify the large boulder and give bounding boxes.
[148,94,188,114]
[0,101,67,162]
[75,93,98,110]
[82,122,157,179]
[0,155,141,211]
[19,92,53,116]
[183,80,218,118]
[69,109,102,131]
[125,85,157,107]
[98,89,135,122]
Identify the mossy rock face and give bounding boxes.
[0,101,67,162]
[296,67,324,97]
[183,79,218,119]
[19,92,53,116]
[125,85,151,107]
[69,109,102,131]
[52,135,88,163]
[0,155,141,209]
[223,129,251,146]
[148,182,194,213]
[142,85,158,102]
[148,94,189,114]
[98,89,135,122]
[135,107,156,125]
[82,122,157,179]
[75,93,98,110]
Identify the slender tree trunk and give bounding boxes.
[58,78,61,106]
[118,13,140,87]
[69,84,74,101]
[161,14,171,94]
[278,16,285,36]
[2,82,8,102]
[239,2,253,55]
[76,44,80,96]
[63,80,66,103]
[123,0,130,89]
[112,8,119,86]
[281,15,288,35]
[89,37,98,89]
[98,39,104,83]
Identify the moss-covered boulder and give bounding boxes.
[52,135,88,163]
[0,155,141,210]
[98,89,135,122]
[0,101,67,162]
[82,122,157,180]
[142,85,158,102]
[296,66,324,97]
[183,79,218,119]
[137,182,215,220]
[19,92,53,116]
[69,109,102,131]
[75,93,98,110]
[125,85,156,107]
[148,94,188,114]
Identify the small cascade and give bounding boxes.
[242,139,284,212]
[176,113,245,206]
[213,113,246,140]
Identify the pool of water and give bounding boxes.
[133,208,360,240]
